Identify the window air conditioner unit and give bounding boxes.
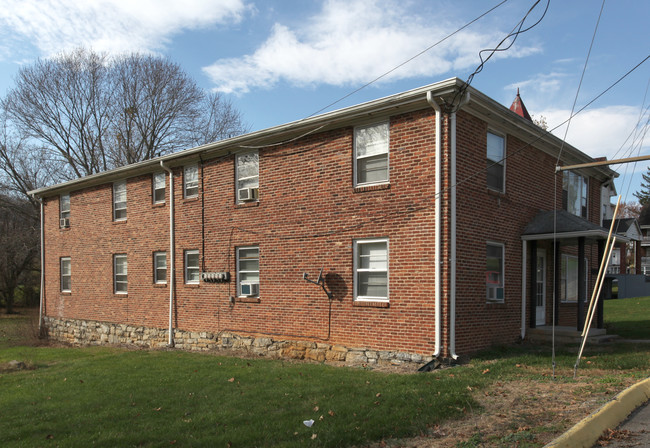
[60,218,70,228]
[240,282,259,297]
[238,187,258,202]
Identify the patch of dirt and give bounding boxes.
[372,366,639,447]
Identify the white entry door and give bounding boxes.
[536,249,546,326]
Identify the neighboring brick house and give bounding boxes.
[29,78,619,366]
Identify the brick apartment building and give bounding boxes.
[29,78,619,366]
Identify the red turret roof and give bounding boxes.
[510,88,532,121]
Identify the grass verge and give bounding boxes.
[604,296,650,339]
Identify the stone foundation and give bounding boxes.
[44,317,431,368]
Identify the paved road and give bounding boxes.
[595,400,650,447]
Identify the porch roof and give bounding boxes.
[521,210,631,243]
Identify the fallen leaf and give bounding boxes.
[313,406,319,411]
[467,385,472,391]
[154,407,162,411]
[45,434,54,440]
[311,434,317,440]
[319,415,324,421]
[228,377,235,382]
[376,393,381,397]
[482,369,490,375]
[328,410,335,416]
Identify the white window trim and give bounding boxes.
[486,241,505,303]
[487,130,506,193]
[563,171,589,219]
[60,194,70,221]
[353,121,390,187]
[184,164,199,198]
[60,257,71,292]
[184,249,200,284]
[236,246,260,297]
[560,254,588,303]
[353,238,389,302]
[153,172,166,204]
[154,251,167,284]
[235,151,259,204]
[114,254,128,294]
[113,180,127,221]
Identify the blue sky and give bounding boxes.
[0,0,648,201]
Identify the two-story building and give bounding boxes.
[29,78,619,367]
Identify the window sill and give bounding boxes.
[235,201,260,209]
[487,188,506,198]
[353,300,389,308]
[184,283,200,288]
[113,219,127,224]
[182,197,199,203]
[59,226,71,231]
[153,283,168,288]
[354,183,390,193]
[486,300,505,305]
[114,293,128,297]
[152,202,166,208]
[60,291,72,296]
[236,296,261,303]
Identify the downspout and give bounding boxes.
[160,161,175,347]
[448,92,470,361]
[521,240,527,340]
[32,194,45,337]
[426,91,442,358]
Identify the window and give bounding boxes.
[236,247,259,297]
[60,257,71,292]
[154,252,167,284]
[114,254,127,294]
[113,180,127,221]
[184,164,198,198]
[60,194,70,227]
[487,131,505,192]
[236,151,259,203]
[153,172,166,204]
[184,250,200,284]
[486,243,504,303]
[563,171,588,218]
[354,122,389,186]
[354,239,389,301]
[560,254,588,302]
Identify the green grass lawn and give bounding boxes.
[1,308,648,447]
[604,296,650,339]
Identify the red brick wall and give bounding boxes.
[43,108,441,356]
[42,106,606,357]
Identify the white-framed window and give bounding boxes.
[563,171,588,219]
[236,151,259,203]
[184,164,198,198]
[487,131,505,192]
[486,242,504,303]
[354,238,389,301]
[60,257,71,292]
[154,251,167,284]
[560,254,588,302]
[114,254,128,294]
[184,249,200,284]
[60,194,70,227]
[113,180,127,221]
[354,122,389,186]
[153,172,166,204]
[236,246,259,297]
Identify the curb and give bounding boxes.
[544,376,650,448]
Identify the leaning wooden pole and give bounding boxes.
[581,196,621,337]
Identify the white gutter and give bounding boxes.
[521,241,527,340]
[160,161,175,347]
[426,91,442,358]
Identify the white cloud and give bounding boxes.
[203,0,542,94]
[0,0,249,56]
[540,106,650,166]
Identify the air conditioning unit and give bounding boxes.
[238,187,259,202]
[240,282,259,297]
[60,218,70,228]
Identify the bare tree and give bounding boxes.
[2,48,247,183]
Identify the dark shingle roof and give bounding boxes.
[523,210,605,235]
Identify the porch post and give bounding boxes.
[577,237,586,331]
[529,240,537,328]
[597,239,605,329]
[554,241,561,325]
